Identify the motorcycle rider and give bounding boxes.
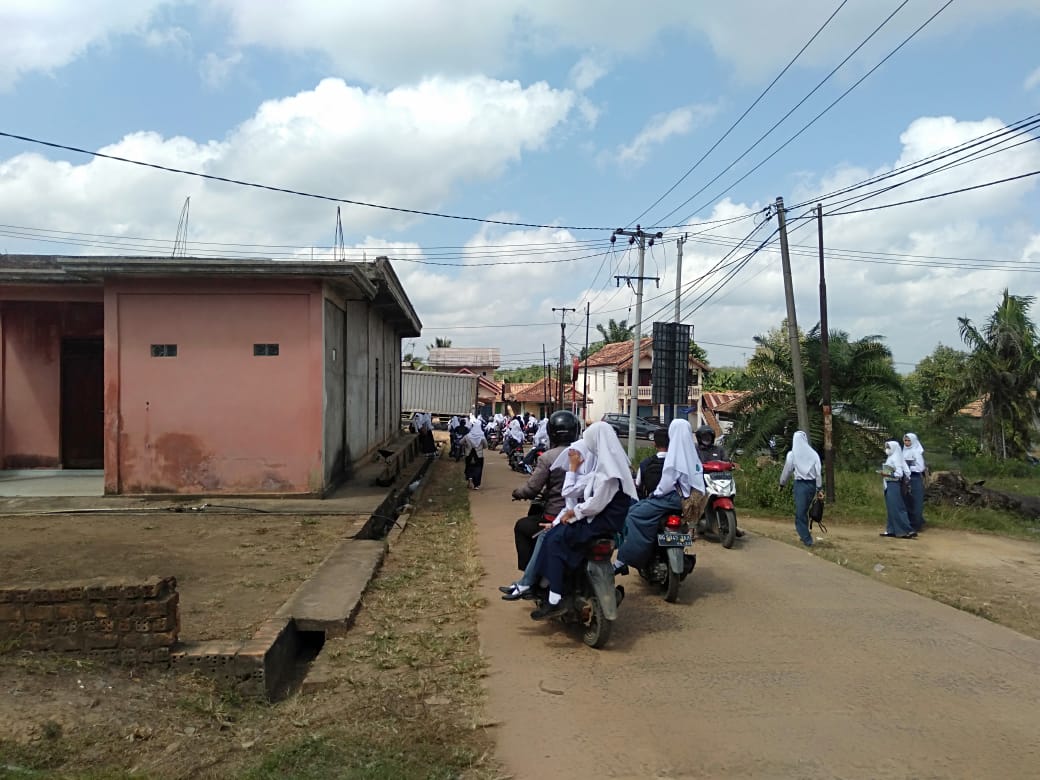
[636,428,669,499]
[613,418,703,575]
[507,411,581,573]
[695,424,743,538]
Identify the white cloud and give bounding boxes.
[0,0,168,89]
[569,55,607,91]
[200,50,243,88]
[143,26,190,51]
[0,75,575,244]
[1025,65,1040,91]
[614,104,719,166]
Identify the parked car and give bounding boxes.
[601,413,665,440]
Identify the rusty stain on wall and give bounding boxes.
[154,433,220,491]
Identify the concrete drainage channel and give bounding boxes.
[171,455,433,701]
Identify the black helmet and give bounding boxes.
[548,411,581,447]
[695,424,715,448]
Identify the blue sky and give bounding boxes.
[2,0,1040,374]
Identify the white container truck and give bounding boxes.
[401,370,478,427]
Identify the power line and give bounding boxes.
[0,129,618,232]
[652,0,912,228]
[628,0,850,226]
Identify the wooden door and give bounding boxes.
[61,339,104,468]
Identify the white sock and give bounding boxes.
[547,590,562,605]
[513,583,529,593]
[614,559,627,569]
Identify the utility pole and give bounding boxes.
[817,204,835,503]
[775,197,810,435]
[670,234,687,422]
[582,302,591,425]
[542,344,548,414]
[612,226,663,460]
[552,306,575,418]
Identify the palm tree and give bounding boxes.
[425,337,453,351]
[942,289,1040,458]
[731,323,904,466]
[595,319,633,343]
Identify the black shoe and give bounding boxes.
[501,586,529,601]
[880,532,895,537]
[498,584,516,594]
[613,564,629,576]
[900,533,918,539]
[735,528,745,538]
[530,602,567,621]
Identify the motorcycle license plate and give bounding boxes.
[657,531,692,547]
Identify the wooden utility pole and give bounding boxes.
[542,344,548,413]
[552,307,575,419]
[582,302,591,424]
[817,204,835,502]
[612,226,662,460]
[776,197,810,434]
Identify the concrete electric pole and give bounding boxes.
[775,197,810,435]
[612,226,662,460]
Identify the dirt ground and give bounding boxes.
[3,447,1040,777]
[0,513,362,641]
[743,516,1040,640]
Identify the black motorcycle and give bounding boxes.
[635,510,696,602]
[530,537,625,648]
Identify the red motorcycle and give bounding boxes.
[697,460,738,549]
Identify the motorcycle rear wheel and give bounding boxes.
[664,568,681,602]
[581,597,612,648]
[718,508,737,549]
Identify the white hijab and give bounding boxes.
[581,421,639,501]
[790,431,820,474]
[533,418,550,447]
[507,419,524,442]
[902,432,925,473]
[884,440,909,477]
[655,419,704,498]
[552,439,597,511]
[464,422,486,448]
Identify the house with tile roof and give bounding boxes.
[502,377,585,419]
[426,347,500,380]
[576,337,707,427]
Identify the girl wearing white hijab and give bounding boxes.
[779,431,823,547]
[500,439,598,601]
[902,432,927,532]
[614,419,704,572]
[880,440,915,538]
[462,422,487,489]
[503,418,524,457]
[528,422,638,620]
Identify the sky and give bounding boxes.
[1,0,1040,375]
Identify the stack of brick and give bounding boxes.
[0,575,179,665]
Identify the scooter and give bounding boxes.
[697,460,738,549]
[636,511,697,603]
[530,537,625,648]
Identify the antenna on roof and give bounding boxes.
[171,197,190,257]
[333,206,346,262]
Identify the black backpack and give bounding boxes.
[638,456,665,499]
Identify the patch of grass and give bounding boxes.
[238,455,497,780]
[0,736,68,777]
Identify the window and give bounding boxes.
[253,343,280,356]
[150,344,177,357]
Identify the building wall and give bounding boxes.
[105,280,324,494]
[0,297,104,468]
[323,297,346,486]
[576,367,618,424]
[343,299,369,466]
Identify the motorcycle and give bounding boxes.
[530,536,625,648]
[697,460,738,549]
[508,444,533,474]
[636,510,696,602]
[485,425,502,451]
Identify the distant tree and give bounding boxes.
[595,319,634,343]
[731,323,904,466]
[703,367,748,392]
[495,365,546,383]
[905,344,968,414]
[689,340,709,365]
[941,289,1040,459]
[426,337,453,351]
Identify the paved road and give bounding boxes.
[471,451,1040,779]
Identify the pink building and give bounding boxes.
[0,255,420,495]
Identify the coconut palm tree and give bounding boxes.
[731,323,904,466]
[595,319,634,343]
[425,337,453,351]
[942,289,1040,459]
